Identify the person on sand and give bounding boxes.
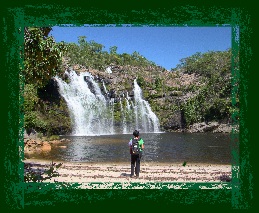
[128,130,144,178]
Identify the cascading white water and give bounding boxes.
[119,97,127,134]
[54,70,114,135]
[55,70,160,135]
[133,79,160,133]
[102,81,108,94]
[125,92,131,110]
[108,98,115,134]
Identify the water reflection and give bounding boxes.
[26,132,231,164]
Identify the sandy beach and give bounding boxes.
[24,158,232,189]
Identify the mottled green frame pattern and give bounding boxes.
[1,2,254,211]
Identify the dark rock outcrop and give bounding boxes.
[163,110,186,131]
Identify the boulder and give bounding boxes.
[41,141,51,152]
[213,124,233,133]
[188,122,220,133]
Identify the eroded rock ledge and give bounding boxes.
[24,135,70,155]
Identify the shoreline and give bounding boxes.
[24,158,232,188]
[23,158,230,166]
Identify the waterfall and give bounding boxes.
[109,98,115,134]
[119,97,127,134]
[54,71,114,135]
[102,81,108,94]
[133,79,160,133]
[54,70,160,135]
[125,92,131,110]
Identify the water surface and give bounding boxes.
[25,132,232,165]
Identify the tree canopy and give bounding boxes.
[64,36,160,71]
[23,27,66,88]
[172,49,236,125]
[23,27,69,135]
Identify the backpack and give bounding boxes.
[131,138,140,155]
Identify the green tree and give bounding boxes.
[176,49,233,125]
[64,37,158,71]
[23,27,66,88]
[109,46,118,55]
[23,27,68,134]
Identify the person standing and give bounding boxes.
[128,130,144,178]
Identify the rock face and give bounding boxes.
[34,79,72,136]
[24,132,70,156]
[213,124,233,133]
[163,110,186,132]
[187,122,233,133]
[188,122,219,133]
[51,59,233,134]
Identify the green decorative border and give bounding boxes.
[1,2,255,211]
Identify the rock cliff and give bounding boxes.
[56,55,234,133]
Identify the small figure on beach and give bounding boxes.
[128,130,144,178]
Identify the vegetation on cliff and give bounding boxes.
[23,27,236,135]
[22,27,71,135]
[64,36,165,72]
[63,38,235,132]
[171,49,235,127]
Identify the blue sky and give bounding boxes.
[50,25,231,70]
